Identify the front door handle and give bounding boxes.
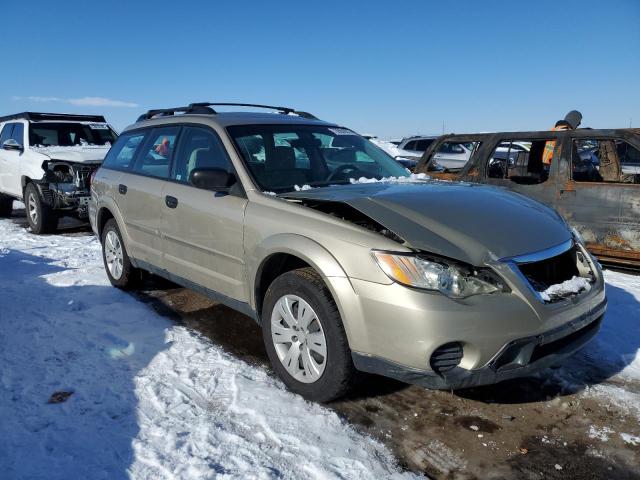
[165,195,178,209]
[118,184,127,194]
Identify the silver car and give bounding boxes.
[90,103,606,402]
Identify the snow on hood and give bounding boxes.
[284,181,571,265]
[31,145,110,163]
[293,173,430,191]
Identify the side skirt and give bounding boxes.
[134,259,259,323]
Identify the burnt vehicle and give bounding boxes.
[416,129,640,268]
[0,112,118,233]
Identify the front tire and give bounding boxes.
[0,194,13,217]
[101,218,140,289]
[24,183,57,234]
[262,268,356,402]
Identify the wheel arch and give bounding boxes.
[251,234,354,323]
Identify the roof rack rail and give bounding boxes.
[136,102,317,122]
[0,112,106,123]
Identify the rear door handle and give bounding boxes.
[165,195,178,209]
[118,184,127,194]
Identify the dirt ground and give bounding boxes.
[133,280,640,480]
[14,214,640,479]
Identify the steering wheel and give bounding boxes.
[327,163,362,181]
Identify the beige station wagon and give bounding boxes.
[90,103,606,401]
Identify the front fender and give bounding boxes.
[248,234,371,352]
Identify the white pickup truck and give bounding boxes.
[0,112,117,233]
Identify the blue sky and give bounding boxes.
[1,0,638,137]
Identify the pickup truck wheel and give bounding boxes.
[262,267,356,402]
[101,218,140,289]
[24,183,57,234]
[0,194,13,217]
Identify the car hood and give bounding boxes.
[32,145,110,163]
[283,181,571,265]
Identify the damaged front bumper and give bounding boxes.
[352,298,606,390]
[36,161,100,219]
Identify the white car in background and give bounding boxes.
[0,112,117,233]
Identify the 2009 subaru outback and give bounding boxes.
[90,103,606,402]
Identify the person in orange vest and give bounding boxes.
[542,110,582,166]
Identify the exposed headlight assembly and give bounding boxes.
[372,250,507,299]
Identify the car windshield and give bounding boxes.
[29,122,117,147]
[227,124,409,192]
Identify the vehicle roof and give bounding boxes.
[0,112,107,123]
[126,111,338,132]
[430,128,640,142]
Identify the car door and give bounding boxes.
[554,135,640,264]
[433,142,470,169]
[0,122,26,196]
[116,126,180,269]
[160,125,248,302]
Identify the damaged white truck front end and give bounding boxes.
[34,148,107,220]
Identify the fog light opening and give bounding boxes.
[430,342,463,375]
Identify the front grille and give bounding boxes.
[430,342,463,374]
[74,165,99,189]
[517,246,579,291]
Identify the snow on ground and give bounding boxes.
[0,217,415,480]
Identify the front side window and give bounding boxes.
[572,139,640,184]
[11,123,24,144]
[102,131,146,170]
[172,126,234,183]
[132,127,180,179]
[0,123,15,144]
[404,141,416,150]
[227,124,408,192]
[29,122,117,147]
[488,139,548,184]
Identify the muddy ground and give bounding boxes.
[14,213,640,479]
[133,280,640,480]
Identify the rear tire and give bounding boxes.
[101,218,140,289]
[0,194,13,217]
[24,183,57,234]
[262,267,356,402]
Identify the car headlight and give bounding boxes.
[372,251,507,299]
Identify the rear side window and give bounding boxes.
[172,126,234,183]
[102,131,146,170]
[572,139,640,184]
[131,127,180,179]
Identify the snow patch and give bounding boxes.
[620,433,640,446]
[539,276,591,302]
[0,219,416,480]
[369,138,420,160]
[349,172,430,184]
[588,425,613,442]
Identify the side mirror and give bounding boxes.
[189,168,235,192]
[2,139,23,151]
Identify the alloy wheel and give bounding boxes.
[271,294,327,383]
[104,230,124,280]
[28,193,38,225]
